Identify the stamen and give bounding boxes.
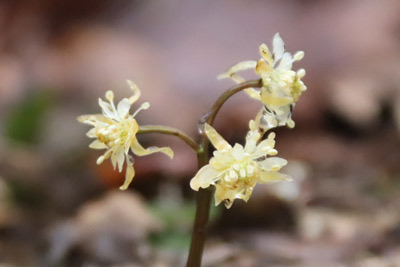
[105,90,114,101]
[293,51,305,61]
[223,173,231,182]
[132,102,150,117]
[247,165,254,176]
[232,164,240,171]
[268,132,276,139]
[269,149,278,156]
[106,92,117,113]
[278,80,287,87]
[229,170,238,180]
[96,155,106,164]
[297,68,306,78]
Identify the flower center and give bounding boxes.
[223,158,257,186]
[96,117,138,147]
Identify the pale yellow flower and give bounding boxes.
[190,121,291,208]
[218,33,306,129]
[78,80,173,190]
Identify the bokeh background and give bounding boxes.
[1,0,400,266]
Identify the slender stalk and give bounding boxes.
[199,79,263,127]
[186,79,262,267]
[138,125,199,151]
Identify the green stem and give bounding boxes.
[186,79,262,267]
[138,125,199,151]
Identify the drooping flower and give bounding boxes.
[190,121,291,208]
[218,33,306,130]
[78,80,173,190]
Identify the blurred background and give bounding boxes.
[1,0,400,266]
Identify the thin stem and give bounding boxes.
[186,149,213,267]
[138,125,199,151]
[186,79,262,267]
[199,79,263,127]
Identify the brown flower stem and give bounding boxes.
[186,79,262,267]
[199,79,263,127]
[138,125,199,151]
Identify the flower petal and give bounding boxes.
[273,33,285,62]
[217,61,257,80]
[229,73,246,84]
[89,140,108,149]
[110,149,117,170]
[277,52,293,71]
[210,152,233,170]
[244,88,261,100]
[257,157,287,171]
[77,114,92,123]
[244,128,261,153]
[260,90,293,107]
[98,98,119,121]
[241,186,254,203]
[252,132,276,158]
[214,184,243,209]
[78,114,113,125]
[86,128,96,138]
[255,59,272,74]
[259,44,273,65]
[116,147,125,172]
[131,139,174,159]
[231,143,245,161]
[204,123,232,151]
[127,80,141,104]
[119,161,135,190]
[258,170,292,183]
[117,98,131,118]
[190,164,220,190]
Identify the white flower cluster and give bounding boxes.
[190,121,291,208]
[191,33,306,208]
[78,33,306,209]
[78,81,173,190]
[218,33,306,130]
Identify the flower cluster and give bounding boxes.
[190,33,306,208]
[78,33,305,209]
[218,33,306,130]
[190,121,291,208]
[78,81,173,190]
